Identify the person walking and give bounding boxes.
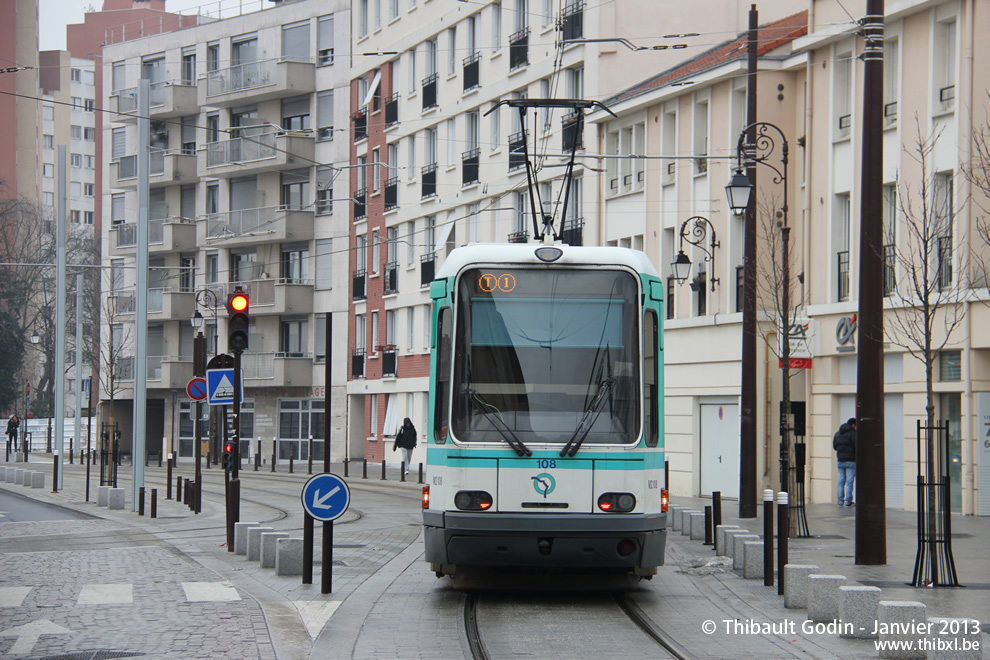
[832,417,857,506]
[6,414,20,454]
[393,417,417,476]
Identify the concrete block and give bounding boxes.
[275,538,304,576]
[715,525,740,555]
[838,585,882,638]
[679,509,695,535]
[732,534,760,570]
[783,564,820,609]
[18,470,31,485]
[14,454,24,462]
[14,468,25,484]
[743,541,765,579]
[689,512,706,540]
[5,468,16,482]
[108,488,126,510]
[234,522,260,555]
[808,575,847,623]
[877,601,926,659]
[928,617,982,660]
[247,526,274,562]
[30,472,45,489]
[722,530,750,560]
[669,506,683,530]
[260,532,289,569]
[96,486,110,507]
[0,466,6,479]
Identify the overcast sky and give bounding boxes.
[40,0,211,51]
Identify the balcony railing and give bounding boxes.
[562,1,585,40]
[422,73,438,110]
[508,230,529,244]
[206,132,277,167]
[421,163,437,198]
[420,254,435,287]
[837,250,850,302]
[385,93,399,125]
[353,188,367,220]
[384,176,398,211]
[461,148,480,185]
[384,261,399,294]
[352,268,366,300]
[242,352,276,379]
[114,156,137,180]
[562,112,582,151]
[205,206,278,238]
[382,348,397,378]
[508,130,527,170]
[116,356,135,381]
[509,28,530,69]
[463,52,480,91]
[883,244,896,296]
[561,218,583,246]
[352,108,367,141]
[206,60,274,97]
[351,349,365,378]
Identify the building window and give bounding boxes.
[318,15,335,65]
[317,90,334,140]
[492,3,502,52]
[316,165,333,214]
[281,247,309,282]
[280,319,308,355]
[939,350,961,381]
[359,0,369,37]
[934,19,957,111]
[883,38,899,125]
[83,211,94,225]
[281,96,310,132]
[315,238,333,289]
[935,172,954,290]
[43,134,54,149]
[835,193,851,302]
[84,127,95,141]
[447,27,457,75]
[282,20,310,61]
[84,183,95,197]
[43,164,54,178]
[834,48,853,138]
[71,68,81,82]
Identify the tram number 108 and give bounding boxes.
[536,459,557,469]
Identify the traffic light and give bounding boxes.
[227,287,249,352]
[222,442,233,472]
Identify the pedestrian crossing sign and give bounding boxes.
[206,368,241,406]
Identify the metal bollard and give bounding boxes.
[166,455,173,499]
[184,479,191,506]
[400,462,406,482]
[70,438,74,464]
[254,451,259,472]
[763,489,774,587]
[289,454,294,473]
[176,475,182,502]
[52,452,59,493]
[665,459,669,491]
[418,463,423,484]
[308,436,313,475]
[777,491,789,596]
[344,459,349,477]
[381,460,386,480]
[704,505,713,545]
[362,459,367,479]
[712,491,722,530]
[139,487,145,516]
[271,447,277,472]
[151,489,157,518]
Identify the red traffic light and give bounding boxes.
[224,443,233,453]
[228,292,249,313]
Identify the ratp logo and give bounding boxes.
[531,473,555,498]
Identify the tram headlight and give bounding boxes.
[597,492,636,513]
[534,246,563,262]
[454,490,493,511]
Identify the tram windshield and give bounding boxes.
[451,267,640,446]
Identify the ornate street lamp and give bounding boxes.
[671,216,720,291]
[725,168,755,214]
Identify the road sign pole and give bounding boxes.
[303,513,314,585]
[300,473,349,595]
[322,521,333,594]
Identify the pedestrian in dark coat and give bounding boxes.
[393,417,417,475]
[832,418,857,506]
[6,415,20,451]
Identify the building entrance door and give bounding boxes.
[700,403,739,499]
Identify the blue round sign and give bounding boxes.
[301,473,350,522]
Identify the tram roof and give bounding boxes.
[436,244,659,279]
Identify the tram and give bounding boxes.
[422,242,668,577]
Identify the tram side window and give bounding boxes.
[434,306,452,443]
[644,309,659,447]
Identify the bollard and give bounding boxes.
[777,491,789,596]
[151,489,157,518]
[665,459,669,490]
[176,475,182,502]
[308,436,313,475]
[289,454,294,473]
[418,462,423,484]
[400,461,406,482]
[272,446,277,472]
[184,479,191,506]
[712,491,722,531]
[381,460,386,480]
[763,489,774,588]
[254,450,260,472]
[344,459,349,477]
[70,438,74,464]
[704,505,713,545]
[138,487,145,516]
[52,452,59,493]
[166,454,173,499]
[205,449,210,469]
[362,459,368,479]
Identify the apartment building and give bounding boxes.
[100,0,352,463]
[0,0,39,203]
[594,0,990,515]
[345,0,796,465]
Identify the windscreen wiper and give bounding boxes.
[559,376,615,458]
[463,388,532,457]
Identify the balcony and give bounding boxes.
[883,244,896,296]
[421,163,437,199]
[509,28,530,70]
[205,278,314,316]
[462,148,480,186]
[352,108,367,141]
[352,269,366,300]
[385,93,399,126]
[508,230,529,244]
[156,356,194,388]
[837,250,850,302]
[203,131,314,177]
[420,254,435,287]
[110,82,198,122]
[353,189,367,220]
[203,206,314,248]
[562,112,583,151]
[149,287,195,322]
[562,1,585,40]
[384,176,398,211]
[109,156,137,189]
[149,150,198,188]
[422,73,438,110]
[508,131,527,170]
[110,217,196,254]
[242,352,313,387]
[560,217,583,246]
[382,348,397,378]
[351,349,365,378]
[384,262,399,294]
[463,53,480,91]
[199,58,315,108]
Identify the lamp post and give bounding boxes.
[729,121,793,501]
[28,330,40,460]
[670,216,720,291]
[189,309,206,514]
[194,288,221,464]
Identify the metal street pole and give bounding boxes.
[74,273,83,484]
[55,145,67,486]
[132,78,150,510]
[194,332,205,514]
[855,0,887,565]
[739,3,759,518]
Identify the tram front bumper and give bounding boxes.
[423,510,667,569]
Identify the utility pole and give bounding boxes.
[132,79,150,510]
[75,273,83,475]
[855,0,886,565]
[739,3,759,518]
[55,146,67,487]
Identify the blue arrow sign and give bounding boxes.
[206,368,238,406]
[301,473,350,522]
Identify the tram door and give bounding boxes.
[700,403,740,499]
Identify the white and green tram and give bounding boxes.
[422,243,668,577]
